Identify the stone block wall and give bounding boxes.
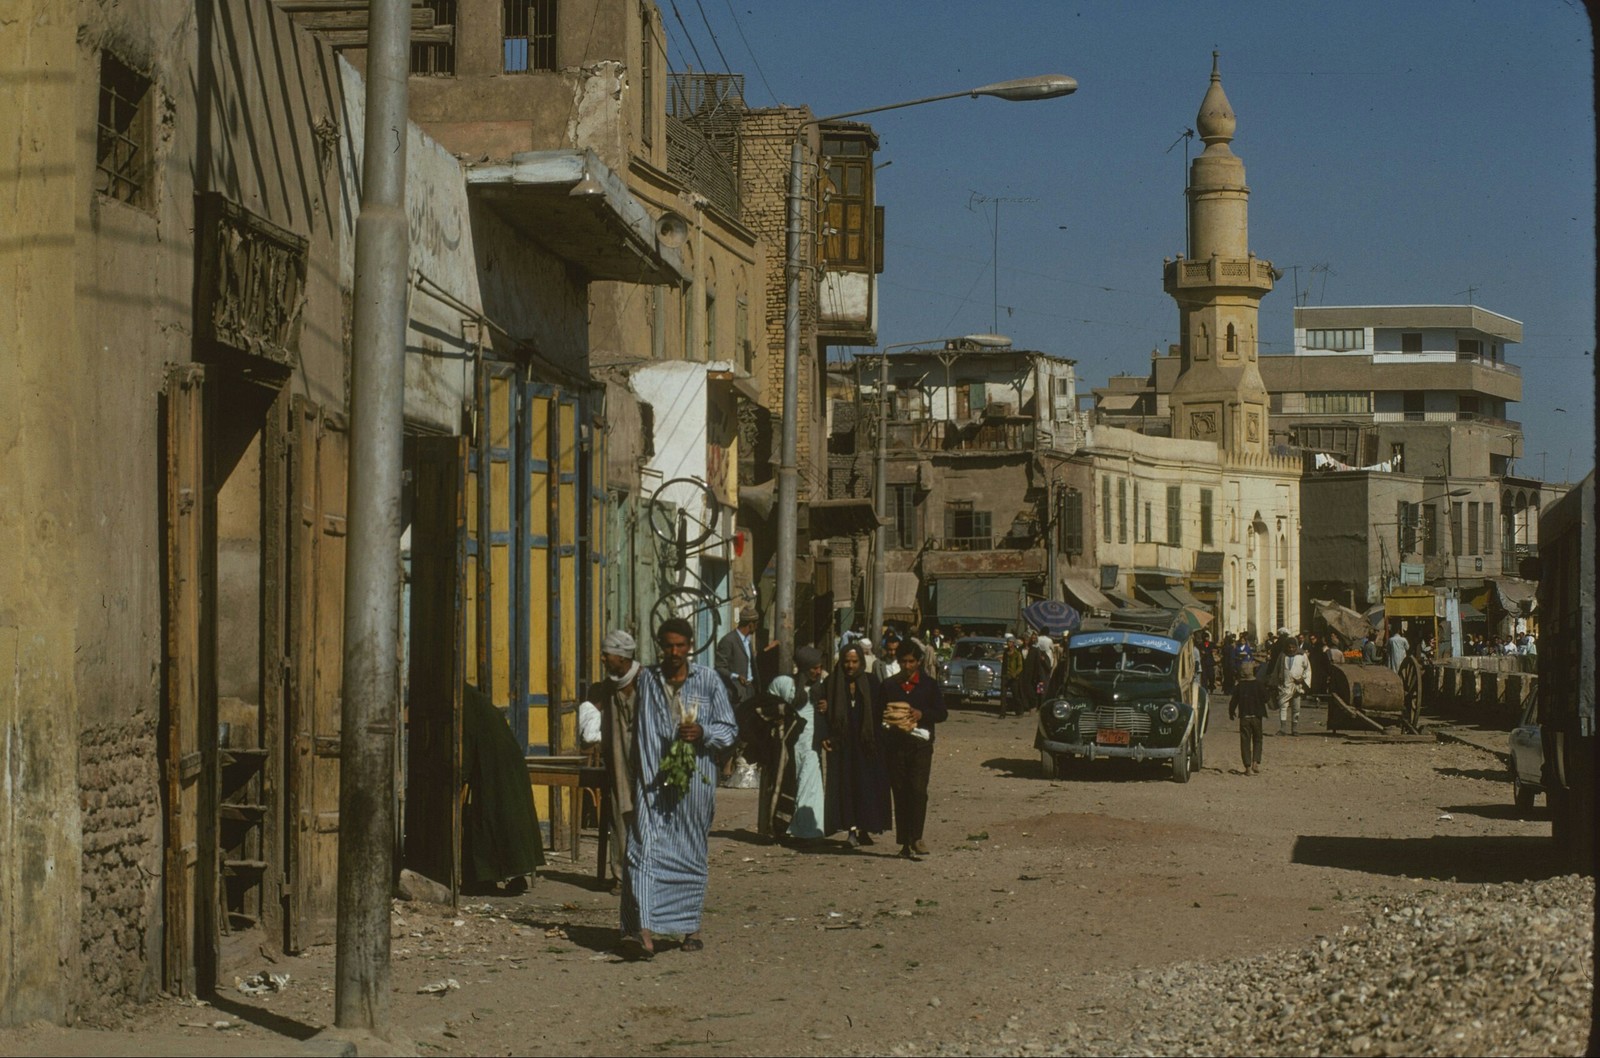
[76,715,162,1018]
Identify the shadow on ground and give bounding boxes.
[983,756,1176,783]
[1291,833,1565,883]
[203,994,324,1041]
[1435,765,1510,782]
[1440,801,1545,822]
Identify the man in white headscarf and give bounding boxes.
[590,629,642,883]
[1019,634,1055,715]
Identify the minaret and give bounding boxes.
[1164,52,1275,458]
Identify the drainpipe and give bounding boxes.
[336,2,409,1036]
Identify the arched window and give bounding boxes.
[1226,323,1237,353]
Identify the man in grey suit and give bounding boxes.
[716,606,760,704]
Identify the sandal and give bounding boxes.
[680,936,704,953]
[619,934,655,961]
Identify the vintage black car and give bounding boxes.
[1035,626,1210,782]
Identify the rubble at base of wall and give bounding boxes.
[75,714,163,1020]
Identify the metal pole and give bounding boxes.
[870,351,889,643]
[335,1,409,1034]
[775,132,804,675]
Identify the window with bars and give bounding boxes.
[1116,478,1127,544]
[1468,502,1480,555]
[1101,476,1112,542]
[1200,489,1214,546]
[1166,486,1181,547]
[638,4,654,146]
[1398,500,1418,554]
[1304,391,1372,414]
[1421,503,1438,557]
[1483,503,1494,554]
[504,0,557,73]
[96,54,153,207]
[944,501,991,549]
[890,484,918,549]
[1060,488,1083,555]
[410,0,457,75]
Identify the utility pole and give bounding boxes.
[335,1,409,1036]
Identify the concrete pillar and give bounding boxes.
[0,0,84,1025]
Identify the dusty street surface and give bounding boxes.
[6,701,1591,1056]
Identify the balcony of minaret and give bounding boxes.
[1162,254,1276,296]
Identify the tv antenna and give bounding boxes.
[1310,262,1337,304]
[969,191,1034,333]
[1165,128,1195,254]
[1454,285,1479,305]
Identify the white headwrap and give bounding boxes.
[767,674,796,704]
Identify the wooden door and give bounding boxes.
[285,397,346,951]
[404,435,467,897]
[162,364,216,995]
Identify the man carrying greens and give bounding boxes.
[619,617,738,960]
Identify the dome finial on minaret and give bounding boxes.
[1196,50,1236,147]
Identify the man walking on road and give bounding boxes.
[1275,637,1311,735]
[619,618,738,960]
[1229,660,1269,774]
[715,606,760,706]
[591,630,643,880]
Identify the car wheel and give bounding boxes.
[1040,749,1060,780]
[1514,772,1537,812]
[1192,730,1205,771]
[1171,736,1192,783]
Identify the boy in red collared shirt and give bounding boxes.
[876,639,948,860]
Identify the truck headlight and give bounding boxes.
[1050,701,1071,720]
[1159,702,1180,723]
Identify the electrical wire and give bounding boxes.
[666,0,710,73]
[719,0,778,105]
[692,0,735,74]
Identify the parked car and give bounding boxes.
[941,637,1007,708]
[1035,627,1209,783]
[1509,692,1544,813]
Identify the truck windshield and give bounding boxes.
[1071,643,1176,676]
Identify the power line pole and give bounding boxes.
[336,0,410,1035]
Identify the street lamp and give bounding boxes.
[866,334,1012,643]
[775,75,1078,674]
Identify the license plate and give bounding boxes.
[1096,729,1131,746]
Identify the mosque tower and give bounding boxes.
[1164,52,1276,458]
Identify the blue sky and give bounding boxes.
[672,0,1595,482]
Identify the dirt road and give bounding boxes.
[6,700,1587,1056]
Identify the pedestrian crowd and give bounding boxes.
[575,607,1539,959]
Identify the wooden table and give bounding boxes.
[525,755,611,880]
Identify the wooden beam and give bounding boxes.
[324,25,454,50]
[296,9,436,30]
[272,1,430,12]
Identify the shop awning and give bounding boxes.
[801,498,882,538]
[1313,598,1374,644]
[884,572,920,614]
[1135,584,1182,610]
[1167,585,1206,610]
[1061,573,1114,614]
[1098,393,1142,411]
[934,576,1024,626]
[1105,589,1140,610]
[1491,578,1538,616]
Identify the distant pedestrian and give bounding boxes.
[1018,635,1054,716]
[1387,629,1410,673]
[818,643,891,848]
[1275,637,1311,735]
[1229,661,1270,775]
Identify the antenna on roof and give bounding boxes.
[1454,285,1479,305]
[1310,262,1337,305]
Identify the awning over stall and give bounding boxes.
[934,576,1024,626]
[1061,573,1114,614]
